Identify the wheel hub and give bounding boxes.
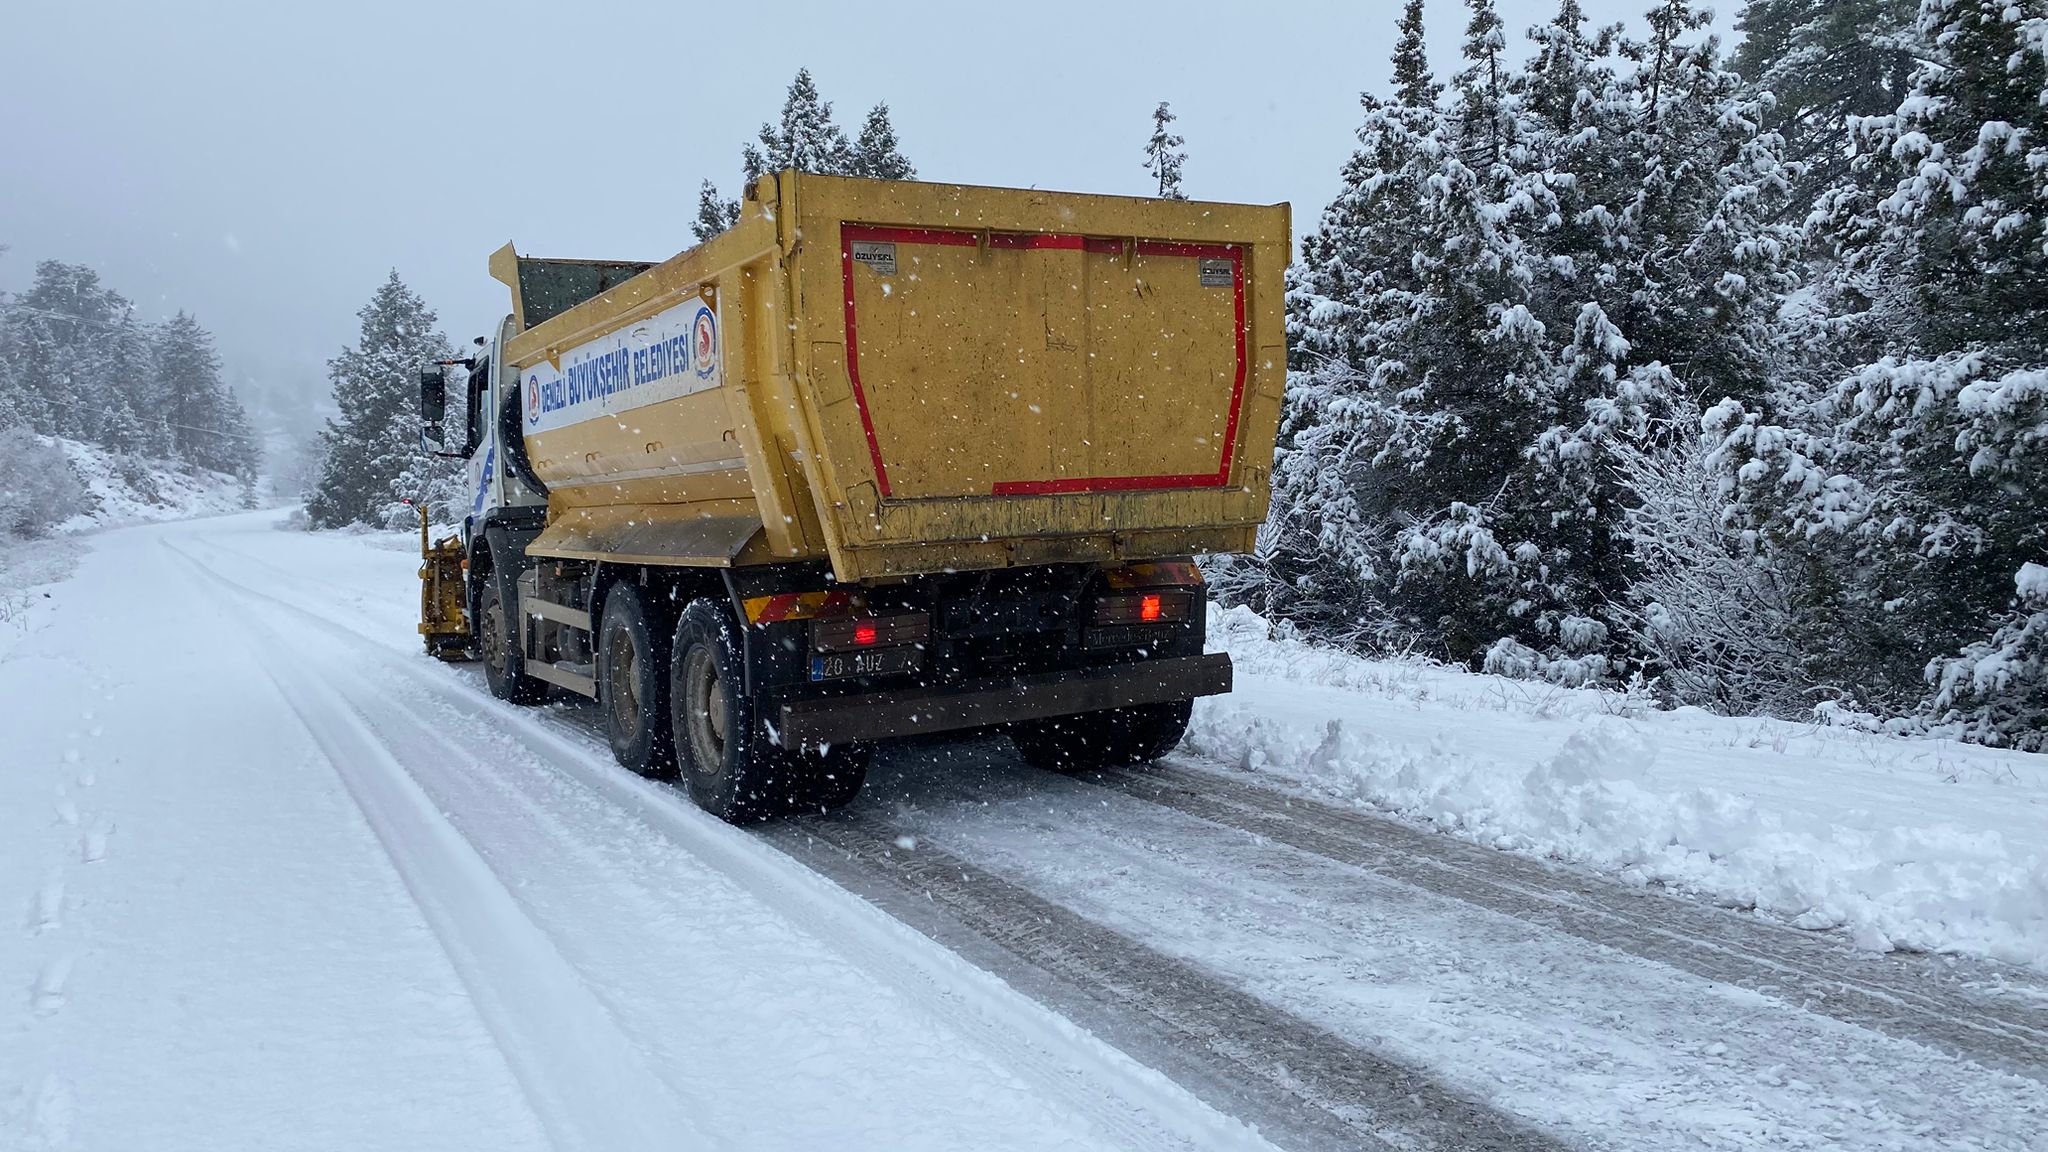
[608,622,641,739]
[483,598,507,676]
[683,646,727,774]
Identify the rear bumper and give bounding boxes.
[772,653,1232,750]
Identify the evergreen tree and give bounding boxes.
[1733,0,1919,202]
[1708,0,2048,740]
[1267,0,1798,674]
[754,67,855,175]
[307,272,453,528]
[1453,0,1513,171]
[850,103,916,179]
[1389,0,1442,107]
[696,71,916,242]
[99,313,159,456]
[153,312,256,475]
[0,261,119,440]
[0,245,17,430]
[0,260,247,468]
[1143,102,1188,199]
[1278,0,1541,657]
[693,180,740,243]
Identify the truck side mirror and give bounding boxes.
[419,365,447,446]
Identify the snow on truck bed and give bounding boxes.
[1195,604,2048,972]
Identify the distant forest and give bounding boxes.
[0,254,258,534]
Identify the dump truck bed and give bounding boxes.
[496,172,1289,582]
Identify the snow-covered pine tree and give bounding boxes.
[1452,0,1514,174]
[850,103,916,180]
[153,312,256,476]
[1261,0,1450,638]
[1710,0,2048,740]
[100,311,163,457]
[692,180,741,243]
[1259,0,1800,678]
[1517,0,1799,682]
[0,261,118,441]
[1286,0,1441,370]
[306,272,453,528]
[1519,0,1618,136]
[1734,0,1920,203]
[1270,0,1560,658]
[754,68,854,176]
[1143,102,1188,199]
[698,71,916,241]
[0,246,14,430]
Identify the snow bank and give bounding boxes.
[49,436,248,532]
[0,534,77,643]
[1194,604,2048,971]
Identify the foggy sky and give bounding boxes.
[2,0,1659,431]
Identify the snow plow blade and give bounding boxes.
[413,501,471,662]
[773,652,1232,749]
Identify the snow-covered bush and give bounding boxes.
[114,453,165,506]
[1929,564,2048,751]
[0,426,91,537]
[1611,415,1808,716]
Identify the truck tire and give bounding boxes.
[670,600,805,823]
[790,743,873,814]
[1008,699,1193,774]
[480,576,548,706]
[598,584,676,778]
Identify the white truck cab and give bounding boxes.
[454,316,546,552]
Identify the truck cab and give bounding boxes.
[453,319,546,559]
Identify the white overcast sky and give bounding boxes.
[2,0,1666,417]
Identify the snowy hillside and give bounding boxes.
[1,437,251,632]
[50,436,249,532]
[1195,606,2048,972]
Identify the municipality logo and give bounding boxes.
[692,306,719,380]
[526,374,542,424]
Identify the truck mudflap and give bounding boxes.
[771,653,1232,750]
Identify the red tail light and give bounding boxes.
[1093,591,1191,626]
[812,613,928,653]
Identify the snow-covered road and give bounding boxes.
[4,510,2045,1151]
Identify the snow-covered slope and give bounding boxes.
[2,439,251,632]
[1194,605,2048,971]
[52,436,249,533]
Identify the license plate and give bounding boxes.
[810,646,921,682]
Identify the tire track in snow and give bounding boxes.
[163,543,704,1152]
[209,520,2048,1079]
[761,812,1572,1152]
[164,533,1277,1152]
[1087,761,2048,1082]
[765,811,1564,1147]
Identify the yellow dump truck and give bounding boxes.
[417,171,1289,821]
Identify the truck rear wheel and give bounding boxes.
[1009,699,1193,774]
[790,743,873,815]
[670,600,805,823]
[480,577,547,706]
[598,583,676,778]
